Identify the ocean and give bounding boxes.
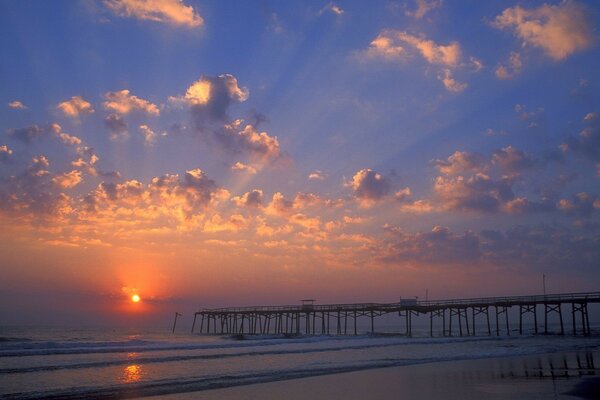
[1,325,600,399]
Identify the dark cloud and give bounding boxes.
[434,173,514,212]
[233,189,264,208]
[382,225,481,264]
[492,146,535,175]
[562,125,600,162]
[0,155,71,218]
[104,114,128,139]
[348,168,391,204]
[181,74,248,125]
[381,224,600,271]
[8,124,46,143]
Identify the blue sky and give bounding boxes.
[0,0,599,325]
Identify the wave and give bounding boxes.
[4,350,599,400]
[0,332,512,358]
[3,335,598,375]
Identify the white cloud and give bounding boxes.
[104,0,203,28]
[319,2,344,16]
[8,100,27,110]
[308,170,327,181]
[139,124,157,145]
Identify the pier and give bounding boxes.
[191,292,599,337]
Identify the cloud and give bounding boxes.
[6,123,80,146]
[394,187,412,202]
[139,124,157,145]
[84,168,228,217]
[172,74,248,122]
[0,155,73,219]
[514,103,544,128]
[319,2,344,16]
[405,0,442,20]
[56,96,95,118]
[203,214,248,233]
[504,197,555,214]
[491,146,535,175]
[382,225,480,264]
[433,151,486,175]
[558,192,599,218]
[381,224,600,270]
[363,35,406,61]
[561,125,600,162]
[231,162,257,174]
[0,145,13,162]
[347,168,390,206]
[397,31,462,67]
[207,121,282,162]
[232,189,264,208]
[103,90,160,115]
[493,2,594,61]
[584,112,598,122]
[171,74,283,164]
[495,52,522,79]
[362,30,468,91]
[52,170,83,189]
[438,69,467,92]
[434,173,514,213]
[103,0,203,28]
[104,114,128,140]
[8,101,27,110]
[234,124,281,162]
[48,123,82,146]
[308,170,327,181]
[8,125,45,143]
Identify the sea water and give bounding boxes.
[1,325,600,399]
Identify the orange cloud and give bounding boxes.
[57,96,94,118]
[103,90,160,116]
[494,2,594,61]
[104,0,203,28]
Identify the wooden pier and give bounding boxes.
[191,292,599,337]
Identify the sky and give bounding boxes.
[0,0,599,327]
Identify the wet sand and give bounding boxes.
[154,351,599,400]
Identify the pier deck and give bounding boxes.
[192,292,600,337]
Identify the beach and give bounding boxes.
[156,351,599,400]
[2,327,600,399]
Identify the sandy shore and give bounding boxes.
[153,351,599,400]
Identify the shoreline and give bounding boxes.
[153,349,600,400]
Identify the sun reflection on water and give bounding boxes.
[122,364,143,383]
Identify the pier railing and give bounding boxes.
[198,292,600,313]
[192,292,599,337]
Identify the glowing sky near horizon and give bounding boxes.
[1,0,599,326]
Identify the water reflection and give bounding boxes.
[121,352,144,383]
[499,352,597,379]
[122,364,143,383]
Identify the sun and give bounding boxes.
[131,294,141,303]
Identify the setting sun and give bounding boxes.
[131,294,140,303]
